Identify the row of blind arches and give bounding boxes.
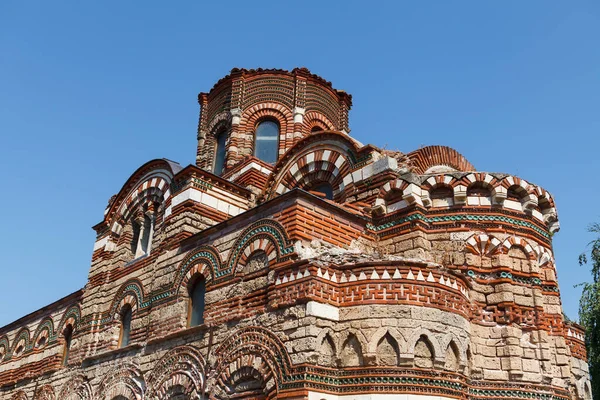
[55,277,207,369]
[213,120,327,176]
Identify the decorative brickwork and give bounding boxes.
[0,68,591,400]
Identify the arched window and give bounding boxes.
[311,125,325,133]
[188,277,206,327]
[131,219,141,254]
[310,182,334,200]
[254,120,279,164]
[119,305,132,348]
[62,325,73,366]
[131,213,155,259]
[214,129,227,175]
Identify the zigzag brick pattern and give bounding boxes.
[0,68,592,400]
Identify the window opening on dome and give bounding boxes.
[254,120,279,164]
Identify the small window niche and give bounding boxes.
[188,276,206,327]
[62,325,73,366]
[118,305,132,348]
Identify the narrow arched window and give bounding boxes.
[119,305,132,348]
[131,219,141,254]
[214,129,227,175]
[254,120,279,164]
[62,325,73,366]
[188,277,206,327]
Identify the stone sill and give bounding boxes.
[80,326,208,366]
[124,254,148,267]
[82,343,143,366]
[147,324,208,346]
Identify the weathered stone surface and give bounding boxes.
[0,68,590,400]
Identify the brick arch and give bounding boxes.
[287,150,346,187]
[57,375,93,400]
[499,237,537,260]
[535,245,554,267]
[421,175,458,208]
[11,327,31,356]
[213,326,291,399]
[214,354,274,399]
[499,175,531,191]
[104,159,180,236]
[379,178,411,200]
[32,317,53,348]
[176,262,212,298]
[266,146,355,201]
[263,130,362,201]
[463,172,497,195]
[95,363,145,400]
[408,145,475,174]
[530,185,556,209]
[421,174,460,191]
[33,385,55,400]
[56,305,81,337]
[175,245,220,294]
[241,103,292,133]
[532,186,559,232]
[296,168,344,199]
[206,110,231,135]
[302,110,335,134]
[239,103,293,164]
[0,335,9,361]
[114,178,170,237]
[465,233,502,257]
[235,244,276,277]
[495,176,533,205]
[108,279,144,318]
[120,186,167,226]
[11,390,28,400]
[226,219,294,276]
[204,118,233,174]
[146,345,206,400]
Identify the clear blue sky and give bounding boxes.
[1,1,598,326]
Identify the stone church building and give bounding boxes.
[0,68,592,400]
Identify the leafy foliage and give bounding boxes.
[578,223,600,399]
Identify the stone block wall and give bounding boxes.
[0,69,591,400]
